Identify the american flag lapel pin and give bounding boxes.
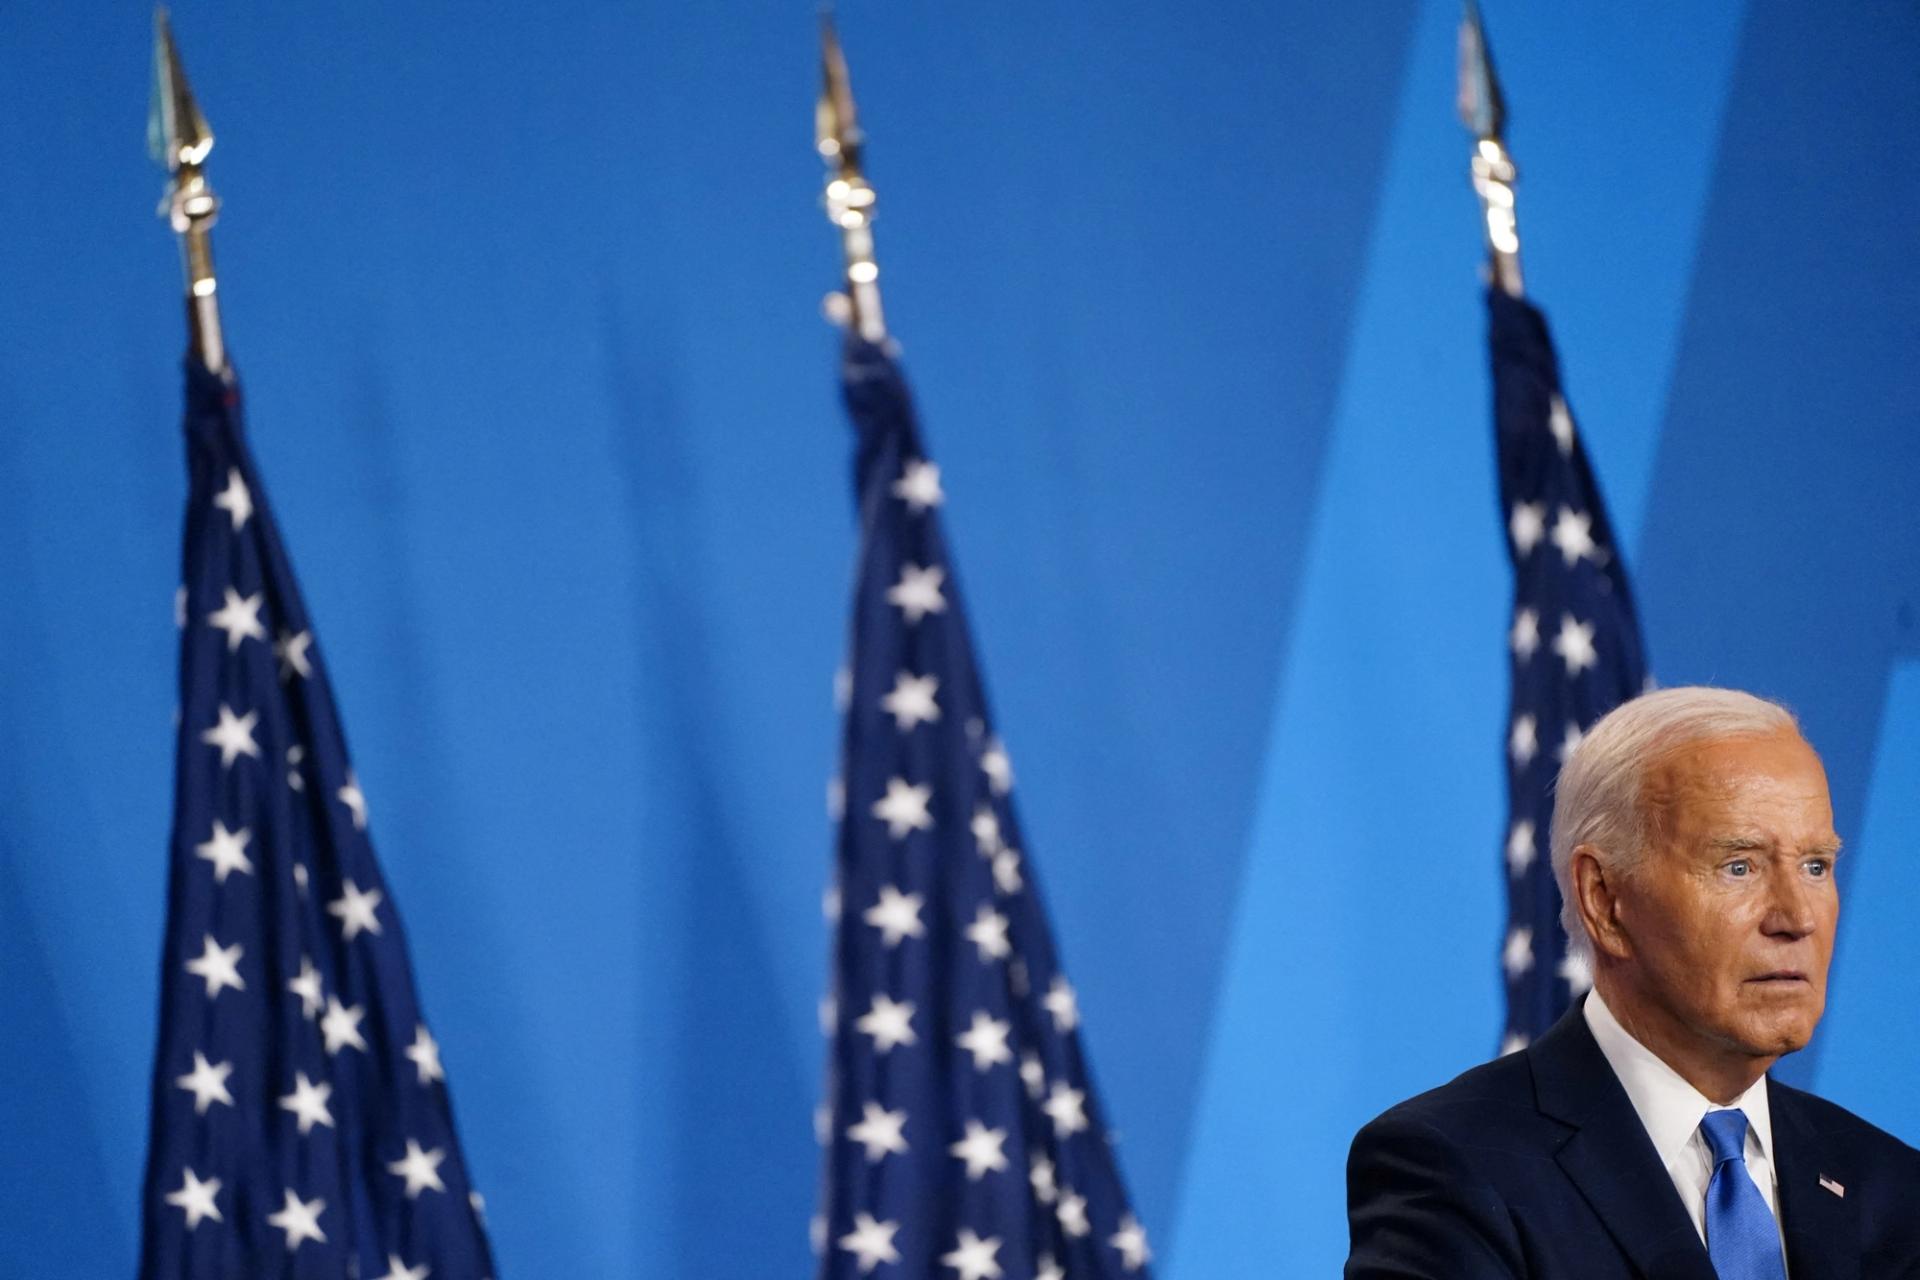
[1818,1174,1846,1198]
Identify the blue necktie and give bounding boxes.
[1700,1109,1787,1280]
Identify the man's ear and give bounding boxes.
[1570,845,1632,961]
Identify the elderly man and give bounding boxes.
[1345,687,1920,1278]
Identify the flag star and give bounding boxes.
[374,1255,430,1280]
[1029,1153,1059,1204]
[165,1167,223,1229]
[1552,614,1598,676]
[880,671,941,732]
[827,776,845,822]
[1035,1255,1064,1280]
[949,1120,1010,1181]
[1500,1030,1530,1057]
[275,628,314,681]
[194,819,255,884]
[822,884,842,923]
[941,1228,1004,1280]
[1056,1188,1091,1238]
[1509,501,1546,556]
[1549,506,1597,566]
[287,744,307,792]
[200,703,261,768]
[863,884,927,948]
[1509,714,1538,768]
[207,588,267,652]
[834,666,853,712]
[174,585,188,629]
[1019,1051,1046,1100]
[815,1103,833,1145]
[970,804,1002,855]
[1505,820,1537,877]
[819,993,837,1036]
[872,777,934,839]
[320,995,368,1055]
[886,563,948,624]
[1558,948,1594,996]
[184,934,245,999]
[265,1188,326,1251]
[337,772,369,831]
[327,879,384,941]
[991,848,1023,895]
[212,467,253,531]
[1510,606,1540,661]
[175,1051,235,1115]
[469,1190,487,1220]
[892,459,945,512]
[964,905,1011,962]
[1043,976,1079,1033]
[1556,720,1586,763]
[1502,926,1535,979]
[1548,394,1576,454]
[1110,1216,1152,1272]
[292,862,309,895]
[955,1011,1013,1071]
[388,1139,448,1198]
[838,1213,902,1274]
[979,738,1014,795]
[406,1024,445,1084]
[846,1101,909,1162]
[855,994,918,1053]
[1044,1081,1089,1137]
[278,1071,335,1136]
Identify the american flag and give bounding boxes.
[138,360,497,1279]
[814,336,1151,1280]
[1489,289,1650,1051]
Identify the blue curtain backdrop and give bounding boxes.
[2,2,1915,1275]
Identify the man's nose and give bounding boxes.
[1762,866,1821,939]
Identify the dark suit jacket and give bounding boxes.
[1345,1004,1920,1279]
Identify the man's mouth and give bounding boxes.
[1747,970,1807,983]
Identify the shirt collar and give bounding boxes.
[1583,988,1773,1165]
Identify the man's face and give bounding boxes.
[1615,729,1840,1064]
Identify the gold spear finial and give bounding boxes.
[817,10,885,342]
[149,7,227,373]
[1458,0,1523,297]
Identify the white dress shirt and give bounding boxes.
[1584,989,1789,1273]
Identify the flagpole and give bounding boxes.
[1458,0,1523,299]
[150,8,227,375]
[816,12,887,342]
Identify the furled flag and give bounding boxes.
[139,360,497,1279]
[1490,290,1650,1051]
[814,337,1152,1280]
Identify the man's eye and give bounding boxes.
[1726,860,1752,877]
[1805,859,1832,878]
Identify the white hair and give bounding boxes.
[1551,686,1799,957]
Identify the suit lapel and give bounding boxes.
[1530,1006,1720,1280]
[1770,1078,1860,1280]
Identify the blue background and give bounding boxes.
[1,2,1915,1274]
